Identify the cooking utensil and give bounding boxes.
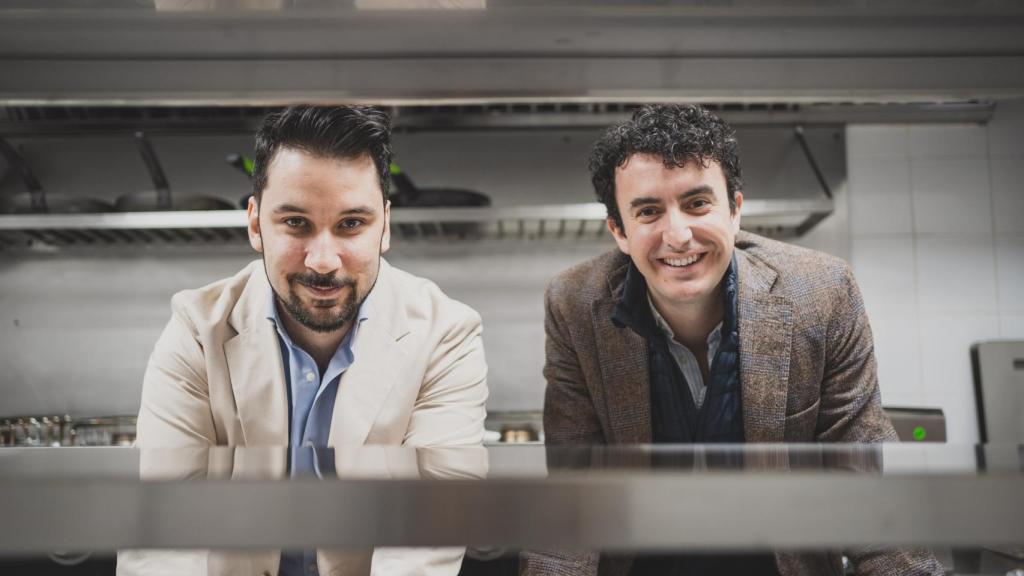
[115,132,235,212]
[0,137,113,214]
[226,152,255,208]
[388,162,490,238]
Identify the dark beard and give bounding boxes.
[277,270,359,333]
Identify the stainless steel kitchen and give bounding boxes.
[0,1,1022,575]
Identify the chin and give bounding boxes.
[658,281,714,304]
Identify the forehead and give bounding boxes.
[614,154,726,199]
[263,147,382,206]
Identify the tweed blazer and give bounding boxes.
[118,258,488,576]
[523,231,942,576]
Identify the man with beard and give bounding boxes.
[128,105,487,575]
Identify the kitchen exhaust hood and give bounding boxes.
[3,0,1014,244]
[0,0,1022,106]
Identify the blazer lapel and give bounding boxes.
[224,321,289,446]
[224,266,289,446]
[329,322,406,446]
[592,296,652,445]
[329,260,409,447]
[736,251,793,443]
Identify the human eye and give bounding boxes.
[634,206,660,220]
[688,197,712,211]
[282,216,308,229]
[339,218,365,231]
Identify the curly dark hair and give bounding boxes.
[589,104,743,231]
[252,105,392,205]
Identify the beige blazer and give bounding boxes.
[119,258,489,576]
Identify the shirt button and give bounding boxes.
[305,372,315,382]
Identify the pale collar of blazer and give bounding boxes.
[590,243,794,444]
[221,258,412,447]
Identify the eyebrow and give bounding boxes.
[627,185,714,209]
[270,204,378,216]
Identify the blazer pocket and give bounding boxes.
[783,399,820,441]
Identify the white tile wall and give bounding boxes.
[848,101,1024,443]
[0,249,254,416]
[1001,315,1024,338]
[989,156,1024,236]
[850,237,923,406]
[908,125,989,158]
[918,314,1001,444]
[996,236,1024,313]
[850,237,917,315]
[869,312,923,407]
[987,100,1024,155]
[910,157,993,236]
[846,126,909,158]
[848,156,913,235]
[915,237,998,313]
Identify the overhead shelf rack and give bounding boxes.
[0,199,832,250]
[0,101,997,135]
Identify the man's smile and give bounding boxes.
[657,251,707,270]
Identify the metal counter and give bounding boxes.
[0,444,1021,554]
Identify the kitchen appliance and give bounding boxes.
[971,340,1024,444]
[883,407,947,443]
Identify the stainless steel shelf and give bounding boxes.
[0,199,833,249]
[0,444,1021,553]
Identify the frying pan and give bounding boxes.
[388,162,490,209]
[115,132,235,212]
[226,152,255,208]
[0,137,113,214]
[388,163,490,238]
[224,155,491,236]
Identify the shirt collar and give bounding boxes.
[646,292,723,348]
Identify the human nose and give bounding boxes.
[304,231,342,274]
[662,209,693,250]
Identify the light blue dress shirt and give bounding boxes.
[267,286,372,576]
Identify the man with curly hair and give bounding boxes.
[523,104,942,576]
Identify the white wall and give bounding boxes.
[846,100,1024,444]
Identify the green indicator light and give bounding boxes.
[912,426,927,441]
[389,163,402,175]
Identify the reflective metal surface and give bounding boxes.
[1,1,1022,104]
[0,444,1021,553]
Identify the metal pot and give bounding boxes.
[0,138,113,214]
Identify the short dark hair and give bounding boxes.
[252,105,392,205]
[589,104,743,231]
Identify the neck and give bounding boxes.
[650,283,725,352]
[278,307,351,374]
